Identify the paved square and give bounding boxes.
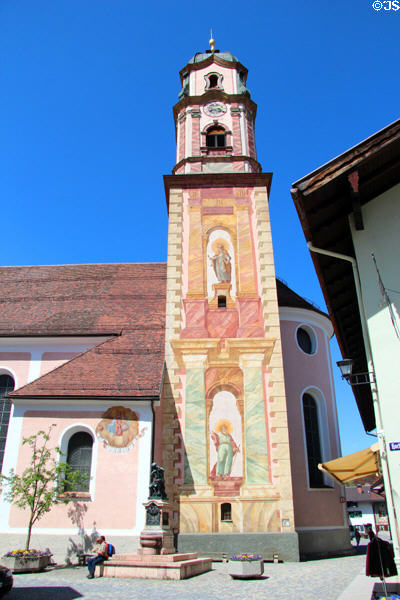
[6,554,375,600]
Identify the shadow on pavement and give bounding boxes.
[10,587,83,599]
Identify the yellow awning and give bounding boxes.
[318,443,381,485]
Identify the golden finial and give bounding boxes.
[209,29,215,52]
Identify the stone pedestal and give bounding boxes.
[139,500,175,555]
[101,553,212,580]
[100,467,212,579]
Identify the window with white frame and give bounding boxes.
[302,392,324,487]
[66,431,93,492]
[296,325,317,355]
[0,374,14,472]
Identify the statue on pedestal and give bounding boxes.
[148,462,167,500]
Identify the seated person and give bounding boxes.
[87,536,108,579]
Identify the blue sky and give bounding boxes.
[1,0,398,454]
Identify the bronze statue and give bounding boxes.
[148,462,167,500]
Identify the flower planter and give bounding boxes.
[228,559,264,579]
[2,555,49,573]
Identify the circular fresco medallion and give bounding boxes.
[204,101,227,117]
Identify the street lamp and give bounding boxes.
[337,358,375,385]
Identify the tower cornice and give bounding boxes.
[172,156,262,176]
[163,172,272,211]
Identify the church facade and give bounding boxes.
[0,47,350,562]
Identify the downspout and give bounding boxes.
[307,241,400,562]
[151,400,155,463]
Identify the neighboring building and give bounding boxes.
[346,486,389,536]
[291,119,400,563]
[0,45,350,562]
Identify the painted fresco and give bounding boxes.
[96,406,147,452]
[172,184,279,526]
[207,229,236,298]
[209,391,243,495]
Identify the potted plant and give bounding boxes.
[0,426,88,573]
[228,553,264,579]
[2,549,52,573]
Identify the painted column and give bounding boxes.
[183,354,208,485]
[240,353,269,483]
[177,113,186,164]
[187,201,204,297]
[236,204,257,296]
[184,109,192,173]
[230,107,242,155]
[190,108,201,156]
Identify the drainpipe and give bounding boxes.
[151,400,156,463]
[307,241,400,563]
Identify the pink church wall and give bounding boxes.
[280,317,344,527]
[40,352,80,377]
[0,352,31,389]
[9,410,140,530]
[194,65,235,96]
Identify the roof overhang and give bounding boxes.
[291,118,400,431]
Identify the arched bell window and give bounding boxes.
[208,74,219,88]
[206,126,226,149]
[302,393,324,487]
[204,72,223,91]
[66,431,93,492]
[0,374,14,472]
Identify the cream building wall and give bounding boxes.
[350,181,400,558]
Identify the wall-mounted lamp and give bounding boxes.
[337,358,375,386]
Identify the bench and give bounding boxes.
[77,553,94,566]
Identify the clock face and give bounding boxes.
[204,102,227,117]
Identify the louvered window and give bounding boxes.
[303,393,324,487]
[0,375,14,472]
[66,431,93,492]
[206,127,226,148]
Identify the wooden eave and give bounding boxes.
[291,118,400,432]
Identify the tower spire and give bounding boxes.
[209,29,215,52]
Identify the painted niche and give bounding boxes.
[209,390,243,491]
[207,229,236,299]
[96,405,147,452]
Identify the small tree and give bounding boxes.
[0,426,88,550]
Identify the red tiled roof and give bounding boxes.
[3,263,324,398]
[4,263,166,398]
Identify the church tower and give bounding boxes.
[160,39,299,559]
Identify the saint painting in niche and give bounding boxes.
[96,405,147,452]
[211,419,240,480]
[210,243,231,283]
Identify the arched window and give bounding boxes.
[208,74,219,88]
[66,431,93,492]
[221,502,232,522]
[206,126,226,148]
[0,374,14,472]
[204,72,223,91]
[302,393,324,487]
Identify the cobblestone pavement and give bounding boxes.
[6,554,369,600]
